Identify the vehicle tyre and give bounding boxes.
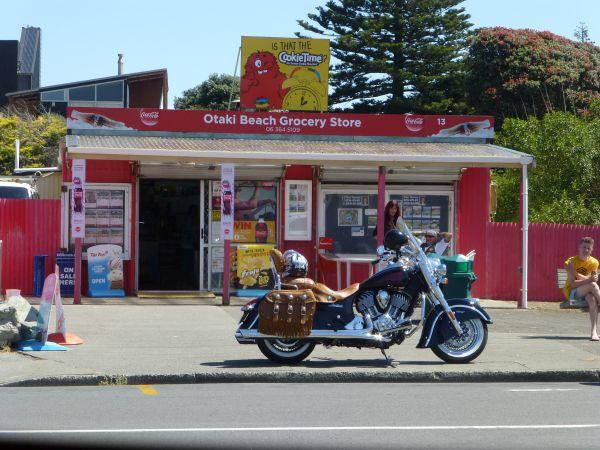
[257,339,315,365]
[431,317,487,364]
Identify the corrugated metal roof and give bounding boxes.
[68,135,534,168]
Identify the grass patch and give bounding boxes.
[98,374,128,386]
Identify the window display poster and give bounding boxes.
[87,244,125,297]
[71,159,86,238]
[220,164,235,241]
[324,193,378,254]
[212,180,277,244]
[236,244,275,290]
[286,180,312,241]
[390,194,449,234]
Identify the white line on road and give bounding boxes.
[508,389,580,392]
[1,424,600,434]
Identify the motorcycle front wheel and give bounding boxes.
[431,317,487,364]
[257,338,315,365]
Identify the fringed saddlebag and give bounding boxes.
[258,290,317,339]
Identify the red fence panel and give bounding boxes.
[528,223,600,301]
[485,222,521,300]
[485,222,600,301]
[0,199,61,295]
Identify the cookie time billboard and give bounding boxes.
[240,36,330,112]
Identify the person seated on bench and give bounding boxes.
[564,237,600,341]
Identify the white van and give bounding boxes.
[0,181,39,199]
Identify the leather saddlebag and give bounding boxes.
[258,290,317,339]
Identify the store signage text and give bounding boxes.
[203,113,362,130]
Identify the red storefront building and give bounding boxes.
[62,107,534,305]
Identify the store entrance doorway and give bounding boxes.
[138,180,201,291]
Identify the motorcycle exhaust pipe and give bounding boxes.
[236,328,391,343]
[236,314,391,343]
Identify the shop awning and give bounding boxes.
[67,135,533,169]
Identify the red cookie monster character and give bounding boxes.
[241,51,288,110]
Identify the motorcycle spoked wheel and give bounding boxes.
[257,338,315,365]
[431,317,488,364]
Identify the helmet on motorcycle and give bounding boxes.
[383,229,408,251]
[282,250,308,278]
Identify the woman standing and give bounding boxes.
[374,200,400,237]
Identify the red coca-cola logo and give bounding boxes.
[140,109,160,126]
[404,115,424,132]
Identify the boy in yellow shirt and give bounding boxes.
[564,237,600,340]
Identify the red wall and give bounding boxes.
[0,199,61,295]
[456,168,490,297]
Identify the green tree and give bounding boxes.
[174,73,240,110]
[492,106,600,224]
[297,0,472,113]
[466,28,600,121]
[0,112,66,175]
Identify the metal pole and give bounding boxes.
[227,46,241,111]
[74,237,82,305]
[377,166,386,247]
[520,164,529,309]
[222,239,231,305]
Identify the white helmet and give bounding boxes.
[282,250,308,278]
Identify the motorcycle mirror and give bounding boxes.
[376,245,386,256]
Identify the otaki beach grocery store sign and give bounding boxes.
[67,107,494,139]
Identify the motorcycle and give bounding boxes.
[235,218,491,364]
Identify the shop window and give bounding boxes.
[62,184,131,259]
[321,191,378,255]
[389,194,450,235]
[209,181,278,291]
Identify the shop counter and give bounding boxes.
[319,253,377,290]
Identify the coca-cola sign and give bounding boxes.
[67,107,494,139]
[405,115,424,132]
[140,109,159,126]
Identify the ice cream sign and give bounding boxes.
[87,244,125,297]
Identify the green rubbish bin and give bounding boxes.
[439,254,477,299]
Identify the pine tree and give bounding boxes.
[297,0,472,113]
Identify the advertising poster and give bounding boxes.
[71,159,86,238]
[240,36,330,112]
[236,244,275,290]
[220,164,235,241]
[213,180,277,244]
[87,244,125,297]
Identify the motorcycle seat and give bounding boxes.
[269,248,359,302]
[313,282,360,303]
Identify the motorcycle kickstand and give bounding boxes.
[380,348,392,365]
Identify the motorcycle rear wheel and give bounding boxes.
[431,317,487,364]
[257,338,315,365]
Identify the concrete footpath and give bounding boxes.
[2,297,600,387]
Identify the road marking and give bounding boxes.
[508,389,580,392]
[137,385,158,396]
[1,424,600,434]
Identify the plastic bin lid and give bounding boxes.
[441,254,469,262]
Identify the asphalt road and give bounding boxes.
[1,382,600,449]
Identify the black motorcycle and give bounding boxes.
[235,218,491,364]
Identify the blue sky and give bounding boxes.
[2,0,598,107]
